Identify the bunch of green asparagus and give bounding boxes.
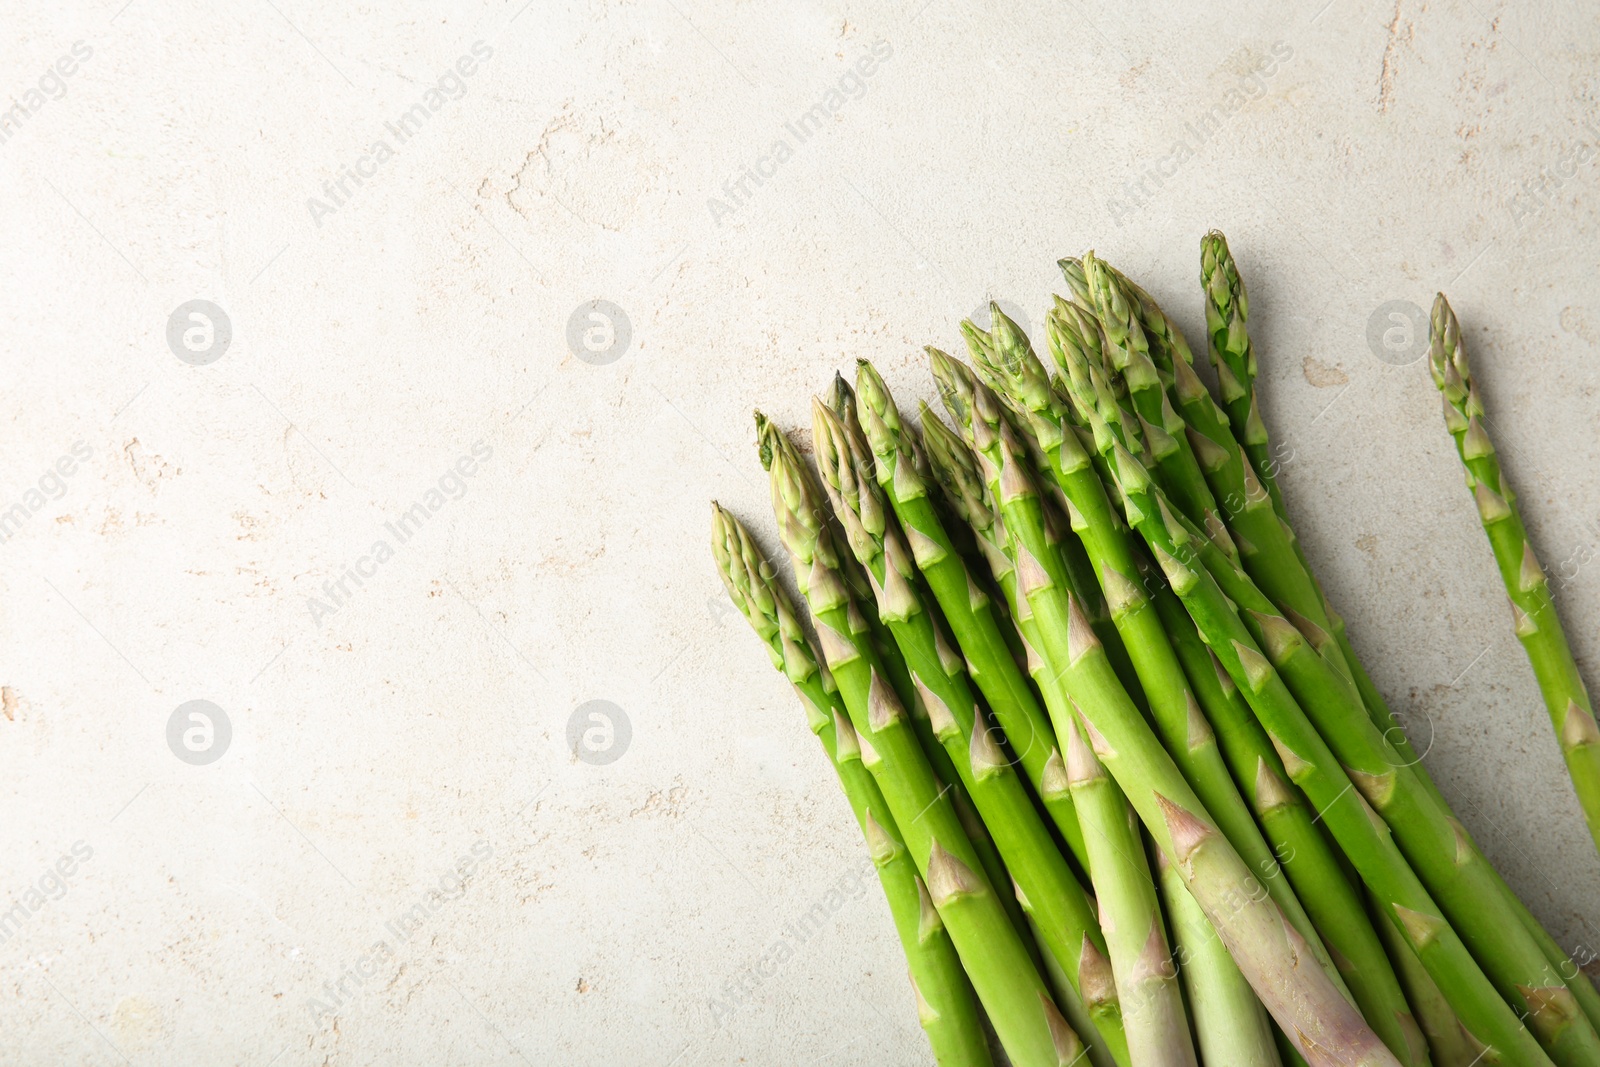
[711,232,1600,1067]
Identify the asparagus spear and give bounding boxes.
[1095,262,1348,681]
[757,412,1032,947]
[1153,844,1281,1067]
[1051,356,1556,1063]
[758,418,1084,1067]
[810,397,1126,1064]
[987,293,1291,1063]
[1176,240,1600,1034]
[919,392,1183,1060]
[1064,713,1197,1067]
[1179,239,1600,1035]
[815,376,1066,922]
[1362,883,1480,1067]
[1029,911,1121,1067]
[1150,286,1460,1067]
[1156,453,1600,1064]
[850,361,1091,870]
[924,405,1290,1064]
[1193,232,1379,692]
[1144,554,1429,1065]
[1114,266,1198,375]
[938,359,1400,1066]
[948,382,1304,1067]
[1184,239,1600,1036]
[1082,253,1222,541]
[1199,231,1289,521]
[1049,297,1428,1061]
[917,404,1132,1054]
[1058,256,1094,311]
[953,317,1351,996]
[711,505,993,1066]
[1392,769,1600,1038]
[1195,232,1368,664]
[1429,293,1600,855]
[913,403,1164,1065]
[910,351,1148,711]
[1058,255,1195,377]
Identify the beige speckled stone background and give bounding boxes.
[1,1,1597,1063]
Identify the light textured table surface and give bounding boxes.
[3,1,1598,1064]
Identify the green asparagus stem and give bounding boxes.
[712,505,993,1066]
[1195,231,1357,684]
[810,396,1125,1065]
[1144,562,1429,1064]
[937,359,1401,1066]
[850,362,1091,873]
[1429,293,1600,857]
[758,419,1084,1067]
[1030,912,1121,1067]
[1064,713,1196,1067]
[1169,240,1600,1036]
[1052,362,1555,1064]
[1116,274,1349,684]
[1335,538,1600,1038]
[1154,844,1281,1067]
[1049,296,1427,1062]
[923,350,1148,711]
[1330,654,1515,1067]
[1361,883,1479,1067]
[1072,278,1600,1064]
[917,405,1131,1056]
[815,378,1049,955]
[1160,470,1600,1064]
[1200,231,1290,522]
[1083,253,1222,540]
[760,410,1032,945]
[955,315,1352,998]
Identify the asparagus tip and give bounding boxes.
[754,409,778,471]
